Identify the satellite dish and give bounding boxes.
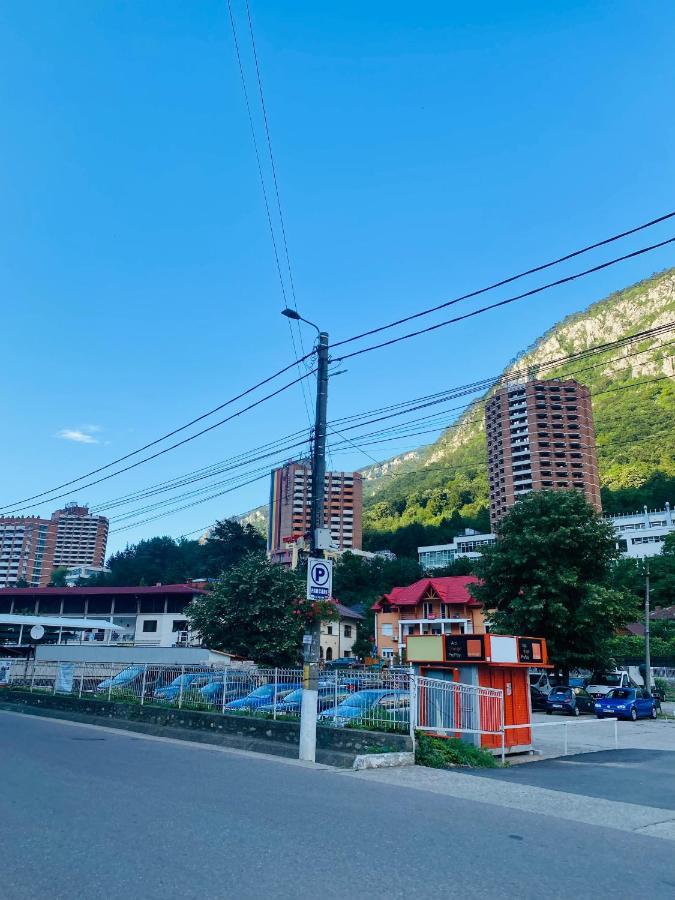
[30,624,45,641]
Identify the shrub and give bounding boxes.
[415,732,500,768]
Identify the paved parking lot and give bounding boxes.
[464,747,675,810]
[527,711,675,758]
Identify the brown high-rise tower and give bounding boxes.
[485,378,601,527]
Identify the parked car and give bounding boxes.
[586,670,636,699]
[325,658,359,670]
[594,688,658,721]
[529,670,556,696]
[95,665,146,695]
[546,686,595,716]
[317,689,409,728]
[152,671,214,702]
[257,685,351,715]
[224,683,301,712]
[530,685,548,711]
[196,673,251,706]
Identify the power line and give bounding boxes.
[3,367,316,514]
[331,210,675,348]
[226,0,313,426]
[0,350,314,512]
[331,236,675,361]
[90,324,675,518]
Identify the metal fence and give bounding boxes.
[1,661,412,732]
[414,674,505,757]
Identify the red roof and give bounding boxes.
[371,576,482,611]
[0,583,207,597]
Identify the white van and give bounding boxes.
[586,670,637,699]
[529,670,556,695]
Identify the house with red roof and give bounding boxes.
[371,576,485,662]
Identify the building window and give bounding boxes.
[381,623,394,637]
[326,624,333,635]
[422,601,433,618]
[142,620,158,633]
[172,620,188,632]
[343,624,352,638]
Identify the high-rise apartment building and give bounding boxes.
[485,378,601,527]
[0,503,109,587]
[267,461,363,565]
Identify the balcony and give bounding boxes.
[397,617,473,644]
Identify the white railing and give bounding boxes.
[507,717,619,756]
[413,675,506,760]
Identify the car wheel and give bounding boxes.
[630,706,638,721]
[596,714,603,719]
[546,710,552,715]
[651,706,658,719]
[573,706,580,717]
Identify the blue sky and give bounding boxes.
[2,1,674,554]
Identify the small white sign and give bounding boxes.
[307,558,333,601]
[30,624,45,641]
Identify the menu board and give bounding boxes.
[517,637,544,664]
[444,634,486,662]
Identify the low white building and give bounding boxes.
[319,603,364,662]
[65,565,110,586]
[418,504,675,569]
[608,504,674,558]
[418,530,496,571]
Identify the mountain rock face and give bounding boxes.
[362,268,675,534]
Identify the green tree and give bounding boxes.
[49,566,70,587]
[187,553,304,666]
[471,491,639,678]
[332,552,422,608]
[201,519,266,578]
[13,577,30,588]
[105,536,195,586]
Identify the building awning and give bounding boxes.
[0,615,123,631]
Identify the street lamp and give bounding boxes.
[281,307,320,337]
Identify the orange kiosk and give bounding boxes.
[406,633,551,754]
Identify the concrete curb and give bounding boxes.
[352,751,415,770]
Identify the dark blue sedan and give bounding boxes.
[546,686,595,716]
[595,688,658,721]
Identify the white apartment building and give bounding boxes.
[418,530,496,571]
[609,504,674,558]
[418,504,675,569]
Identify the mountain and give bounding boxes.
[233,269,675,553]
[362,268,675,543]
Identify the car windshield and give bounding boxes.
[338,691,386,709]
[607,689,634,700]
[590,673,622,686]
[110,666,143,683]
[281,689,303,704]
[529,674,542,685]
[248,686,274,698]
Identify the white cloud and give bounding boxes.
[57,427,100,445]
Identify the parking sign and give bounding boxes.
[307,558,333,600]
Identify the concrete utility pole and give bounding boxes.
[644,561,651,694]
[281,310,329,762]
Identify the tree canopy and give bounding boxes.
[471,491,639,675]
[187,553,304,666]
[85,519,267,587]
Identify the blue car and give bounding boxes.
[546,686,595,716]
[595,688,658,721]
[152,672,214,702]
[317,689,409,727]
[225,683,301,712]
[257,685,350,715]
[96,665,145,693]
[199,675,254,706]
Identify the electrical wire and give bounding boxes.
[227,0,313,426]
[331,210,675,348]
[331,236,675,361]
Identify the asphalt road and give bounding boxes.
[462,748,675,810]
[2,711,675,900]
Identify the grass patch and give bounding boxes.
[415,732,501,769]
